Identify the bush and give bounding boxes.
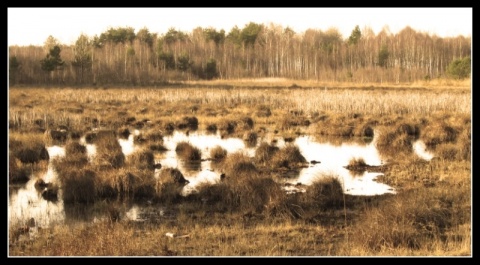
[446,56,471,79]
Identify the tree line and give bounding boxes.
[8,23,471,86]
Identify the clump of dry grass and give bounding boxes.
[162,121,176,136]
[144,130,164,143]
[347,157,368,168]
[44,129,69,145]
[280,114,310,130]
[175,141,201,161]
[456,125,471,161]
[210,145,227,161]
[176,116,199,131]
[271,144,307,169]
[237,116,255,130]
[255,105,272,118]
[243,131,258,147]
[254,142,279,166]
[237,177,286,214]
[9,155,31,183]
[59,168,96,203]
[218,119,237,136]
[205,123,218,134]
[421,123,459,150]
[193,175,286,215]
[9,134,49,181]
[222,152,258,181]
[128,149,156,170]
[353,121,377,138]
[92,130,125,169]
[158,167,190,186]
[375,122,421,159]
[118,127,131,139]
[304,175,345,211]
[156,167,190,202]
[65,141,87,156]
[9,134,49,165]
[192,182,234,211]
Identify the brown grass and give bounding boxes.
[271,144,307,169]
[222,151,258,181]
[243,131,258,148]
[209,145,227,161]
[8,85,471,256]
[175,141,201,161]
[59,168,96,203]
[254,142,280,166]
[93,130,125,169]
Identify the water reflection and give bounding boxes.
[8,173,65,228]
[413,140,434,161]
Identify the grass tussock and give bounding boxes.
[176,116,199,131]
[59,168,96,203]
[254,142,280,166]
[128,149,156,170]
[9,133,49,165]
[92,130,125,169]
[205,123,218,134]
[44,129,69,145]
[117,127,131,140]
[375,122,421,159]
[144,130,164,143]
[243,131,258,148]
[421,123,459,149]
[237,177,286,214]
[222,152,258,181]
[280,114,310,130]
[237,116,255,130]
[209,145,227,161]
[9,155,31,183]
[255,105,272,118]
[175,141,201,161]
[218,119,237,136]
[303,175,345,210]
[345,157,368,175]
[65,141,87,156]
[193,175,286,215]
[271,144,307,169]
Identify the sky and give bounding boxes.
[8,7,472,46]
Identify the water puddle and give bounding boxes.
[9,129,435,227]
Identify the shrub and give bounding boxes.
[446,56,471,79]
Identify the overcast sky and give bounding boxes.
[8,7,472,46]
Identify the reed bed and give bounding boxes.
[9,87,471,132]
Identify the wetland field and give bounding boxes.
[7,79,471,256]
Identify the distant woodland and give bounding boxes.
[8,23,471,86]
